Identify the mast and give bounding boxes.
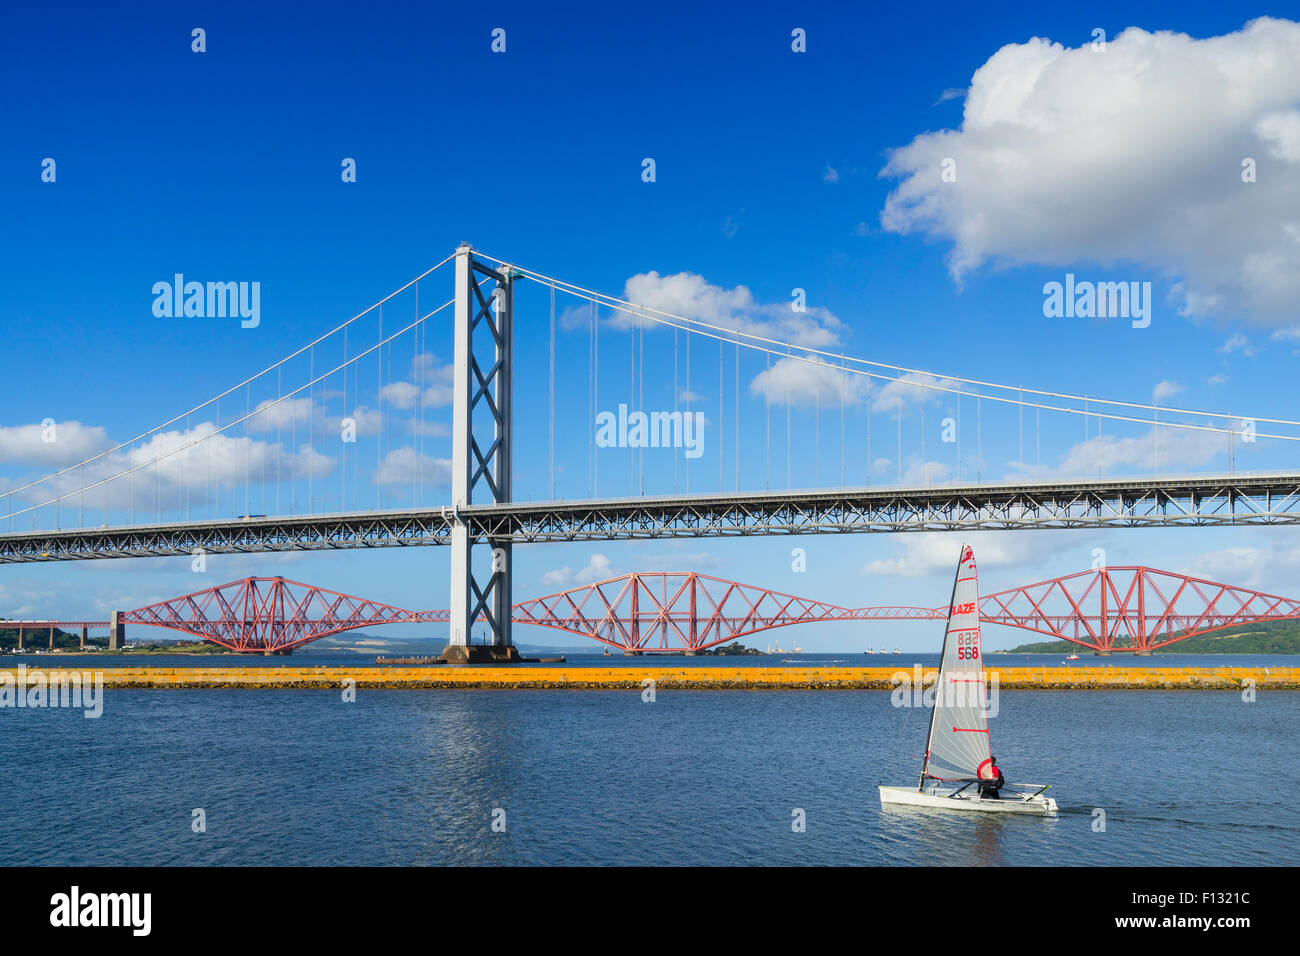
[919,543,965,791]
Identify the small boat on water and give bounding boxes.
[879,544,1057,816]
[865,645,875,655]
[1064,654,1080,661]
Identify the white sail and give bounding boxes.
[921,544,994,784]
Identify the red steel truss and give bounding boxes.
[977,566,1300,652]
[107,567,1300,653]
[122,576,443,653]
[512,571,936,653]
[510,567,1300,653]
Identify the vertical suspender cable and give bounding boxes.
[1097,404,1102,477]
[1154,403,1160,476]
[587,300,593,498]
[630,319,635,495]
[413,283,419,506]
[639,318,644,494]
[549,283,555,500]
[815,372,822,488]
[785,346,791,489]
[765,352,771,490]
[1018,386,1023,476]
[309,345,315,513]
[336,335,341,511]
[374,305,380,509]
[242,384,249,520]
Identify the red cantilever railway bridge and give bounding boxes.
[93,567,1300,655]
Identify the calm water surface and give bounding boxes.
[1,686,1295,865]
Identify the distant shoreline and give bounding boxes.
[995,650,1298,655]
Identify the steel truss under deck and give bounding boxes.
[3,473,1298,564]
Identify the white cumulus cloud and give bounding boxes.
[880,18,1300,323]
[614,271,846,348]
[540,553,621,589]
[0,421,112,468]
[373,446,451,487]
[749,357,866,408]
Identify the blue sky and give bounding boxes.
[2,2,1299,649]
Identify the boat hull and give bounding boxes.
[879,785,1057,815]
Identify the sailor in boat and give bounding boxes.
[977,755,1006,799]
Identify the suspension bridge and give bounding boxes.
[3,245,1300,661]
[11,566,1297,656]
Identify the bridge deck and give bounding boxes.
[2,472,1299,563]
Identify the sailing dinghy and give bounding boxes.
[879,544,1057,815]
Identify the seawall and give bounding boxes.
[1,665,1295,690]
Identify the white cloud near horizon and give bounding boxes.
[373,446,451,487]
[0,421,112,468]
[1011,422,1233,481]
[540,553,621,589]
[861,531,1085,578]
[2,421,336,512]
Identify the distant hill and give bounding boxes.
[0,624,101,651]
[1004,619,1300,654]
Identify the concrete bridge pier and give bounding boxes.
[109,611,125,651]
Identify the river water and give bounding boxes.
[1,680,1294,865]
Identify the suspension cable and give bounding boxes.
[5,299,454,519]
[3,253,458,503]
[473,252,1300,439]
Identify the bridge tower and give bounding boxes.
[439,244,521,663]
